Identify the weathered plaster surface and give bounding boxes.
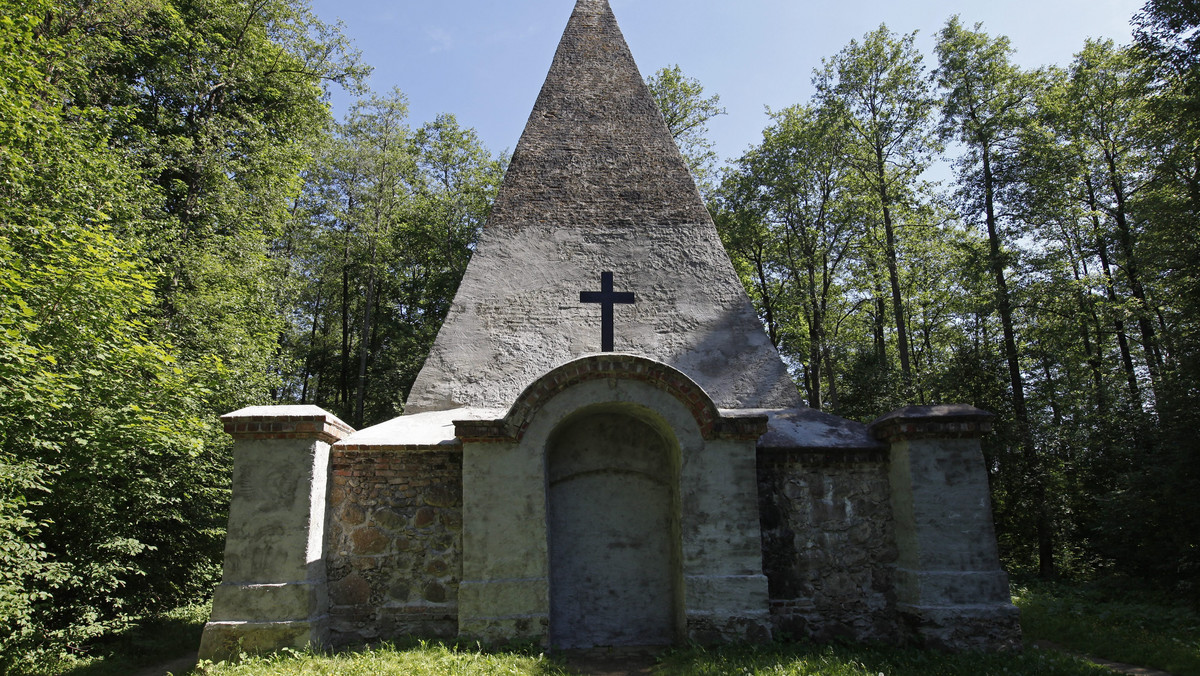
[200,407,351,661]
[458,434,550,643]
[750,408,884,451]
[404,0,800,414]
[459,371,770,647]
[871,406,1021,651]
[337,408,506,449]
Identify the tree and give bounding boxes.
[646,64,727,196]
[715,102,860,410]
[0,0,222,663]
[1128,0,1200,596]
[42,0,368,415]
[0,0,367,665]
[934,16,1054,576]
[1064,41,1163,401]
[814,26,938,393]
[280,94,504,426]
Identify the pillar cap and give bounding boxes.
[869,405,994,442]
[221,405,355,444]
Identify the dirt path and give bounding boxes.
[1034,640,1175,676]
[131,652,196,676]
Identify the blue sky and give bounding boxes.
[308,0,1145,166]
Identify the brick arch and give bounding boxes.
[504,354,721,440]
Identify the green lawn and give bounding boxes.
[1013,581,1200,676]
[191,641,1108,676]
[31,582,1200,676]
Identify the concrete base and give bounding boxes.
[458,578,550,644]
[198,616,328,662]
[208,582,326,622]
[900,603,1022,651]
[685,611,773,644]
[894,569,1012,606]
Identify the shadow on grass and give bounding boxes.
[53,605,205,676]
[651,641,1114,676]
[1014,580,1200,676]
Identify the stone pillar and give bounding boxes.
[870,405,1021,651]
[199,406,354,661]
[682,418,774,645]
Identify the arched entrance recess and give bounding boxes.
[546,404,682,648]
[453,355,771,648]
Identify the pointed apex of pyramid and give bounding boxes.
[486,0,709,229]
[403,2,803,414]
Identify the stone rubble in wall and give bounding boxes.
[325,450,464,646]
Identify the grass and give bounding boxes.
[26,602,209,676]
[1014,580,1200,676]
[188,640,1112,676]
[649,642,1110,675]
[23,581,1200,675]
[195,642,569,675]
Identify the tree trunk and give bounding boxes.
[1069,254,1108,414]
[981,143,1053,577]
[1086,176,1140,403]
[752,245,781,348]
[300,288,322,404]
[340,241,351,412]
[876,152,912,389]
[823,351,840,411]
[354,241,378,428]
[806,259,824,411]
[1105,152,1161,404]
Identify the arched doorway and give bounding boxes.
[546,408,682,648]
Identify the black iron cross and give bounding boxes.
[579,271,635,352]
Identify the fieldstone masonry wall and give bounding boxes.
[325,448,463,646]
[758,449,902,644]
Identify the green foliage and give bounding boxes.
[278,91,505,426]
[712,9,1200,590]
[812,24,939,395]
[34,603,209,676]
[712,101,866,411]
[0,0,363,666]
[646,64,727,195]
[1015,582,1200,676]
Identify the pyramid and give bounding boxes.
[199,1,1022,657]
[405,0,802,413]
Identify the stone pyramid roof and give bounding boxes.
[404,0,802,413]
[487,0,710,229]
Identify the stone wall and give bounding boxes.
[325,448,463,646]
[757,449,902,644]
